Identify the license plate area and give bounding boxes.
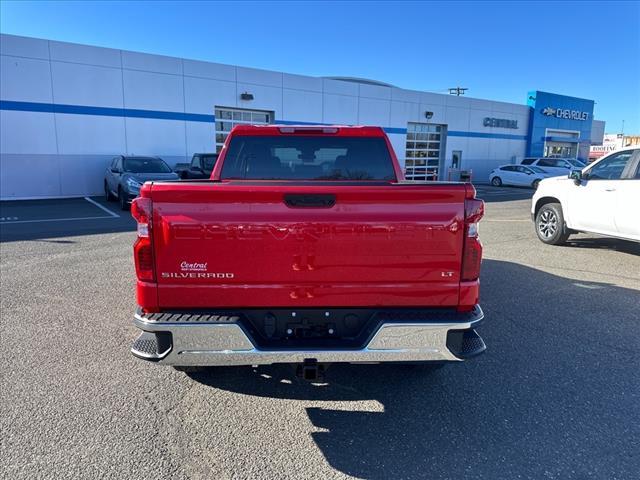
[240,308,379,349]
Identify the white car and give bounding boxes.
[521,157,586,177]
[489,164,551,189]
[532,147,640,244]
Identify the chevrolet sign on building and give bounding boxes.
[542,106,589,121]
[527,91,597,161]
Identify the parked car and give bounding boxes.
[489,164,551,189]
[104,156,178,210]
[532,147,640,245]
[175,153,218,179]
[521,157,586,177]
[129,125,486,378]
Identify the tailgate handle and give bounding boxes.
[284,194,336,208]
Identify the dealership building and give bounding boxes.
[0,33,605,199]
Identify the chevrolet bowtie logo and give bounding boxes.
[542,107,557,116]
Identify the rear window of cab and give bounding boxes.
[220,136,396,181]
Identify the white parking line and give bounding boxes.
[483,219,530,222]
[84,197,119,218]
[0,215,117,224]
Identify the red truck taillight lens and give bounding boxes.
[131,197,155,282]
[461,198,484,282]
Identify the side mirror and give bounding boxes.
[110,167,120,174]
[569,169,582,185]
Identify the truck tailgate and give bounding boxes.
[149,182,466,309]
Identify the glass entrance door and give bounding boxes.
[544,142,577,158]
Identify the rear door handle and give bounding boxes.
[605,188,616,192]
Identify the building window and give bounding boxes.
[405,123,444,181]
[214,107,273,153]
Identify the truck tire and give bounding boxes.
[491,177,502,186]
[535,202,570,245]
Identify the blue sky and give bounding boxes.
[1,0,639,132]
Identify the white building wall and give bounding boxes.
[590,120,606,144]
[1,33,531,199]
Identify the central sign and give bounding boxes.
[483,117,518,129]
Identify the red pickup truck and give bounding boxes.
[130,125,485,378]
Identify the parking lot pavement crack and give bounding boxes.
[136,376,209,477]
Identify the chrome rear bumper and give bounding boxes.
[131,307,485,366]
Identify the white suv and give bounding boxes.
[531,147,640,244]
[522,157,586,177]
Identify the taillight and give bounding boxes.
[131,197,155,282]
[461,197,484,281]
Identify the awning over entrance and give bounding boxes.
[544,136,580,143]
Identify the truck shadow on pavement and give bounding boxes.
[187,259,640,479]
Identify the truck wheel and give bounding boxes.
[104,182,114,201]
[535,203,570,245]
[118,187,129,211]
[491,177,502,186]
[532,179,541,190]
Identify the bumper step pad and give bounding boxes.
[140,311,240,323]
[446,329,486,359]
[131,331,172,361]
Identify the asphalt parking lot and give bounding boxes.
[1,187,639,479]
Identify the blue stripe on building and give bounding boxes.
[0,100,214,123]
[2,100,527,140]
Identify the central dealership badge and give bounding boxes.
[161,261,234,279]
[180,261,208,272]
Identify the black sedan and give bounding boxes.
[175,153,218,179]
[104,156,178,210]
